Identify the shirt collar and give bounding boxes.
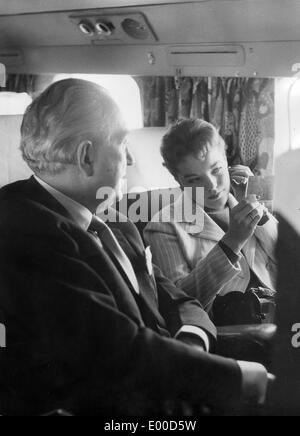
[34,176,93,231]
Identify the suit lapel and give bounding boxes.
[84,244,145,326]
[108,224,167,328]
[173,193,225,242]
[109,227,147,271]
[242,238,256,269]
[195,214,225,241]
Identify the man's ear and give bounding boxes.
[77,141,95,177]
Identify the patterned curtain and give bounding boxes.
[0,74,38,95]
[135,77,275,176]
[0,74,54,97]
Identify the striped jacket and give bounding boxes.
[144,193,278,311]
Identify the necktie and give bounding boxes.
[88,216,140,295]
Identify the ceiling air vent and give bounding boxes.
[122,18,150,40]
[70,12,157,44]
[168,45,245,67]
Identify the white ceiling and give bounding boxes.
[0,0,203,15]
[1,0,300,77]
[1,0,300,47]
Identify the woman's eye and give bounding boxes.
[213,167,222,175]
[188,178,203,185]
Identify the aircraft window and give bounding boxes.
[288,77,300,152]
[274,77,300,157]
[0,92,32,115]
[52,74,143,130]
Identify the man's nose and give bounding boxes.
[126,148,135,167]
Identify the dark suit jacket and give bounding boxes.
[0,177,241,415]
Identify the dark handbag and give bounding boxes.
[212,287,276,327]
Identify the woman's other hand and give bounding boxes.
[221,199,264,254]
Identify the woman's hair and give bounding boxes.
[20,78,127,175]
[161,119,226,176]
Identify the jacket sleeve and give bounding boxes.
[153,264,217,344]
[0,217,242,415]
[144,221,242,310]
[254,214,278,264]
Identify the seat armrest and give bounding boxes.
[217,324,277,344]
[216,324,277,368]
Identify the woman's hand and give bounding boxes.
[229,165,254,202]
[221,199,264,254]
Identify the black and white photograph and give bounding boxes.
[0,0,299,420]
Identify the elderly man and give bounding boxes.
[0,79,267,416]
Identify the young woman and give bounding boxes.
[144,119,278,313]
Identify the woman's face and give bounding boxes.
[176,144,231,211]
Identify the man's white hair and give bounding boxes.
[20,78,127,175]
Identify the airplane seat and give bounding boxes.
[0,115,32,188]
[110,127,181,237]
[113,187,182,238]
[125,127,178,193]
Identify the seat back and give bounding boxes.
[0,115,32,188]
[113,188,182,237]
[108,128,181,237]
[0,124,176,191]
[126,127,178,193]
